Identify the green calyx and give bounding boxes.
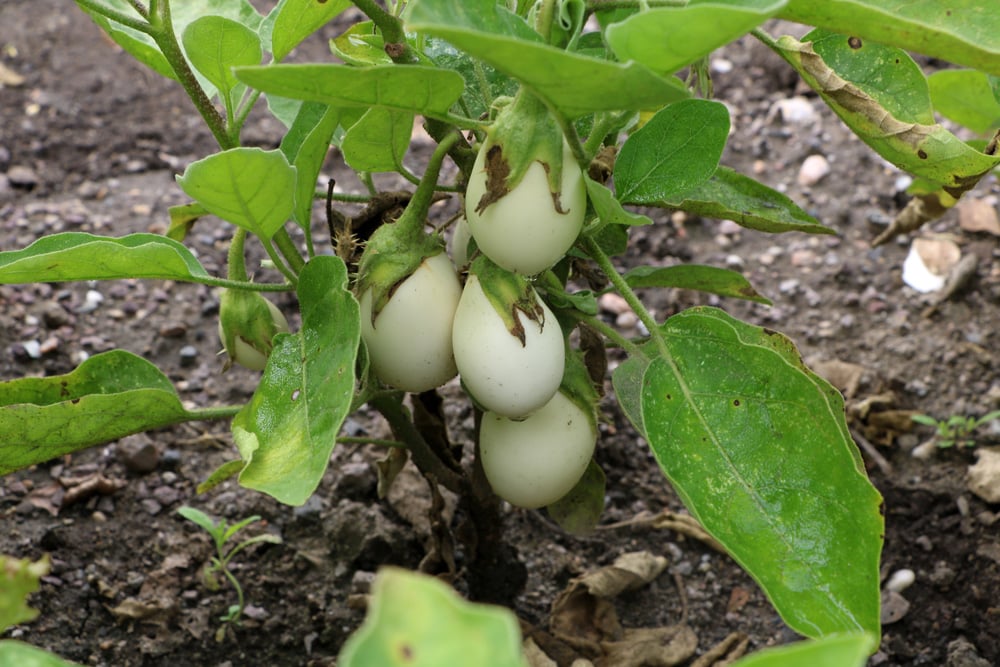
[469,255,548,347]
[474,88,568,215]
[355,224,446,322]
[218,288,289,371]
[355,131,461,320]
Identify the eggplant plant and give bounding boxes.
[1,0,998,662]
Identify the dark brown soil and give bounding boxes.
[2,2,1000,666]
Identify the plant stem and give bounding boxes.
[581,234,666,357]
[148,0,232,150]
[574,310,643,357]
[259,237,298,286]
[370,394,464,494]
[393,131,462,237]
[585,0,686,9]
[75,0,152,33]
[227,228,249,281]
[535,0,558,42]
[219,566,245,619]
[336,436,407,448]
[186,405,245,421]
[272,227,306,275]
[351,0,419,63]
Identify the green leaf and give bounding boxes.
[731,632,874,667]
[176,506,221,537]
[167,203,208,242]
[0,641,81,667]
[235,64,466,119]
[0,351,206,476]
[778,0,1000,75]
[338,568,527,667]
[0,555,49,632]
[270,0,350,61]
[638,308,883,639]
[0,233,211,284]
[232,256,360,506]
[342,108,414,173]
[805,29,933,124]
[406,0,690,118]
[585,176,652,226]
[611,351,651,440]
[624,265,772,304]
[660,167,833,235]
[605,0,786,75]
[280,103,341,229]
[74,0,263,85]
[614,99,730,205]
[330,21,394,66]
[177,148,297,240]
[421,36,519,120]
[773,34,1000,195]
[182,16,262,112]
[928,69,1000,135]
[546,460,606,535]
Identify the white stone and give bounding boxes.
[797,154,831,186]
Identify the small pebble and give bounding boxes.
[598,292,630,315]
[885,568,915,593]
[140,498,163,515]
[20,340,41,359]
[616,311,639,329]
[76,289,104,314]
[772,96,817,124]
[7,165,39,188]
[39,336,60,355]
[797,154,831,186]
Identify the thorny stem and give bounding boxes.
[581,234,666,358]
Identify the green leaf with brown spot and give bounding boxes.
[773,34,1000,197]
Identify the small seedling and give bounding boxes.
[912,410,1000,449]
[177,506,282,641]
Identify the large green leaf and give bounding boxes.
[778,0,1000,75]
[614,99,730,204]
[0,233,211,284]
[338,568,527,667]
[177,148,297,240]
[0,351,207,475]
[630,308,883,639]
[731,633,874,667]
[605,0,786,75]
[341,108,414,173]
[182,16,261,113]
[660,167,833,235]
[624,265,771,304]
[405,0,689,118]
[773,34,1000,196]
[269,0,351,61]
[235,64,466,119]
[928,69,1000,135]
[806,29,933,124]
[232,256,360,505]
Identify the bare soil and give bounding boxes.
[2,2,999,666]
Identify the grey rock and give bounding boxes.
[117,433,160,473]
[7,165,39,188]
[946,638,991,667]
